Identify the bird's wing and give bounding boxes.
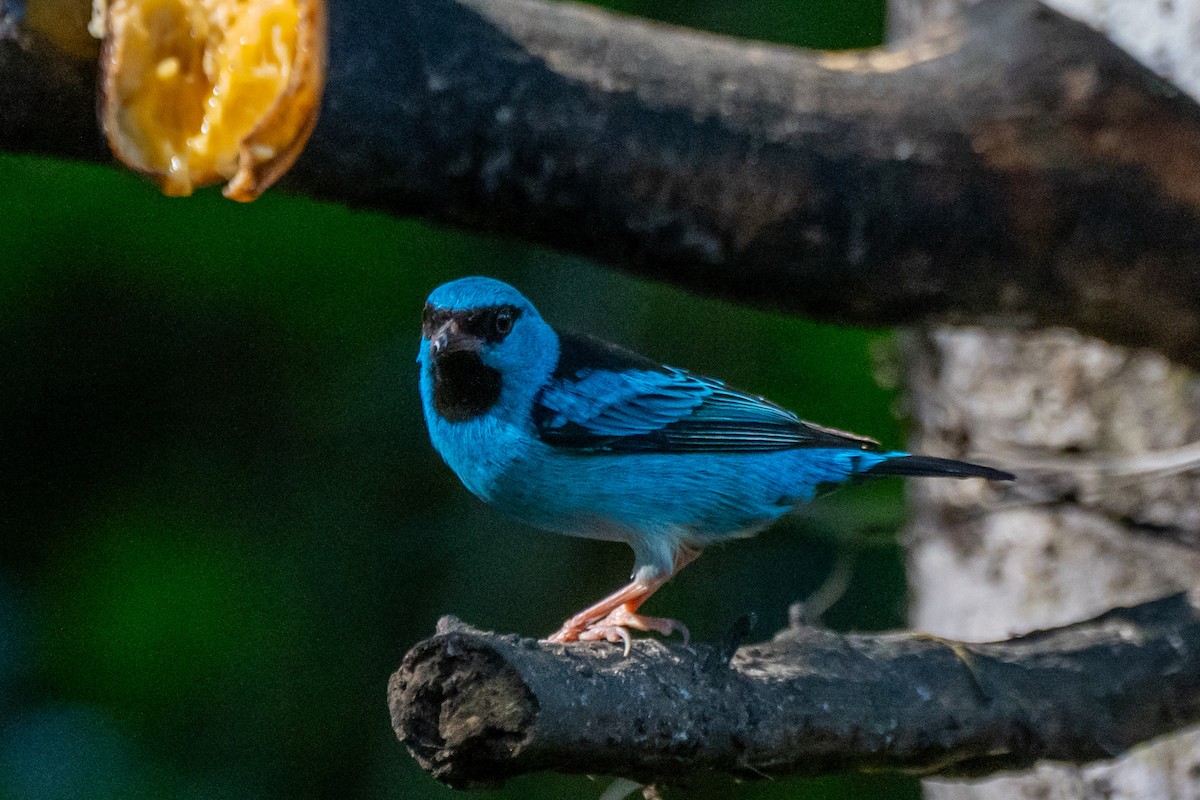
[533,332,882,454]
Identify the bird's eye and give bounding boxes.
[494,309,514,337]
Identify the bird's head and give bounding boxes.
[419,277,557,422]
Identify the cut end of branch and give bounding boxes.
[389,628,538,789]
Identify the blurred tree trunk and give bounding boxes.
[897,1,1200,798]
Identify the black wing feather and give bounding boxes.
[533,332,881,454]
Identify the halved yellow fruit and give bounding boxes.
[99,0,325,200]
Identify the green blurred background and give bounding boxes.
[0,1,923,798]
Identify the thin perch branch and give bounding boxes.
[389,593,1200,788]
[7,1,1200,367]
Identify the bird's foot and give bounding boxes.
[546,607,689,656]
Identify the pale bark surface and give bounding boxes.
[901,2,1200,797]
[907,328,1200,798]
[1044,0,1200,100]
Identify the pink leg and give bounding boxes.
[544,547,700,654]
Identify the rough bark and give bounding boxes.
[0,1,106,162]
[897,1,1200,798]
[1044,0,1200,101]
[7,0,1200,367]
[389,596,1200,789]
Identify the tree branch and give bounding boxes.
[388,593,1200,788]
[7,0,1200,366]
[0,3,107,163]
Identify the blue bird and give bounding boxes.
[418,277,1012,651]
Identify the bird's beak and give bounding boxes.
[428,319,484,359]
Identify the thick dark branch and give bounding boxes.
[388,593,1200,788]
[0,5,107,163]
[8,1,1200,366]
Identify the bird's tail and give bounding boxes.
[863,453,1014,482]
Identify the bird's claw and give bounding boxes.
[580,623,633,656]
[545,607,690,656]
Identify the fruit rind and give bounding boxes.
[98,0,326,201]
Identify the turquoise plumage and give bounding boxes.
[418,277,1011,650]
